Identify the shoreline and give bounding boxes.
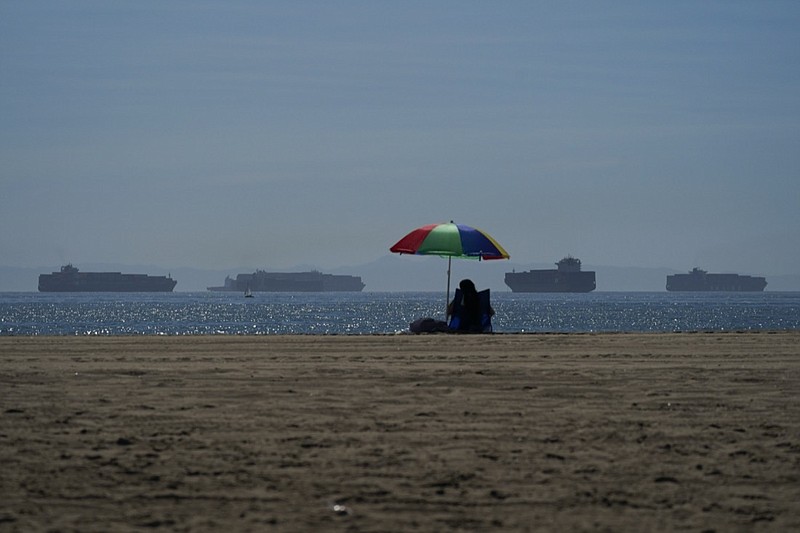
[2,327,798,336]
[2,332,799,531]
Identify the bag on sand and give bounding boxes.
[409,317,449,334]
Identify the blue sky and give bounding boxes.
[2,1,799,275]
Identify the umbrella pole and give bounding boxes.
[445,256,452,318]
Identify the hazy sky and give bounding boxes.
[2,1,799,275]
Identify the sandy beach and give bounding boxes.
[1,332,799,532]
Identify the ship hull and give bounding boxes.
[504,270,596,293]
[666,273,766,292]
[39,272,177,292]
[208,271,365,292]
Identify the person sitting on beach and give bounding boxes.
[447,279,495,333]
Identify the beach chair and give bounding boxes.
[448,288,493,333]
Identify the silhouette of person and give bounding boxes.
[447,279,494,332]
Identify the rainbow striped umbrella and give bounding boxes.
[390,221,509,312]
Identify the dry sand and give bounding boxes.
[1,332,799,532]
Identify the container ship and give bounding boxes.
[207,270,366,292]
[504,257,596,293]
[666,268,767,292]
[38,264,177,292]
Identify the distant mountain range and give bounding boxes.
[2,259,800,292]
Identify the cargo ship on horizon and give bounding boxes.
[208,270,366,292]
[38,265,177,292]
[504,257,596,293]
[666,268,767,292]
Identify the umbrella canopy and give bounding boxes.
[390,221,509,315]
[390,222,509,260]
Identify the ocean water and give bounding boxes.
[1,291,798,335]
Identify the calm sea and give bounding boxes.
[1,291,798,335]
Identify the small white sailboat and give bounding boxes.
[244,286,254,298]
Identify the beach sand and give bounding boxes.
[1,332,799,532]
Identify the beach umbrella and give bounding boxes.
[390,221,510,314]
